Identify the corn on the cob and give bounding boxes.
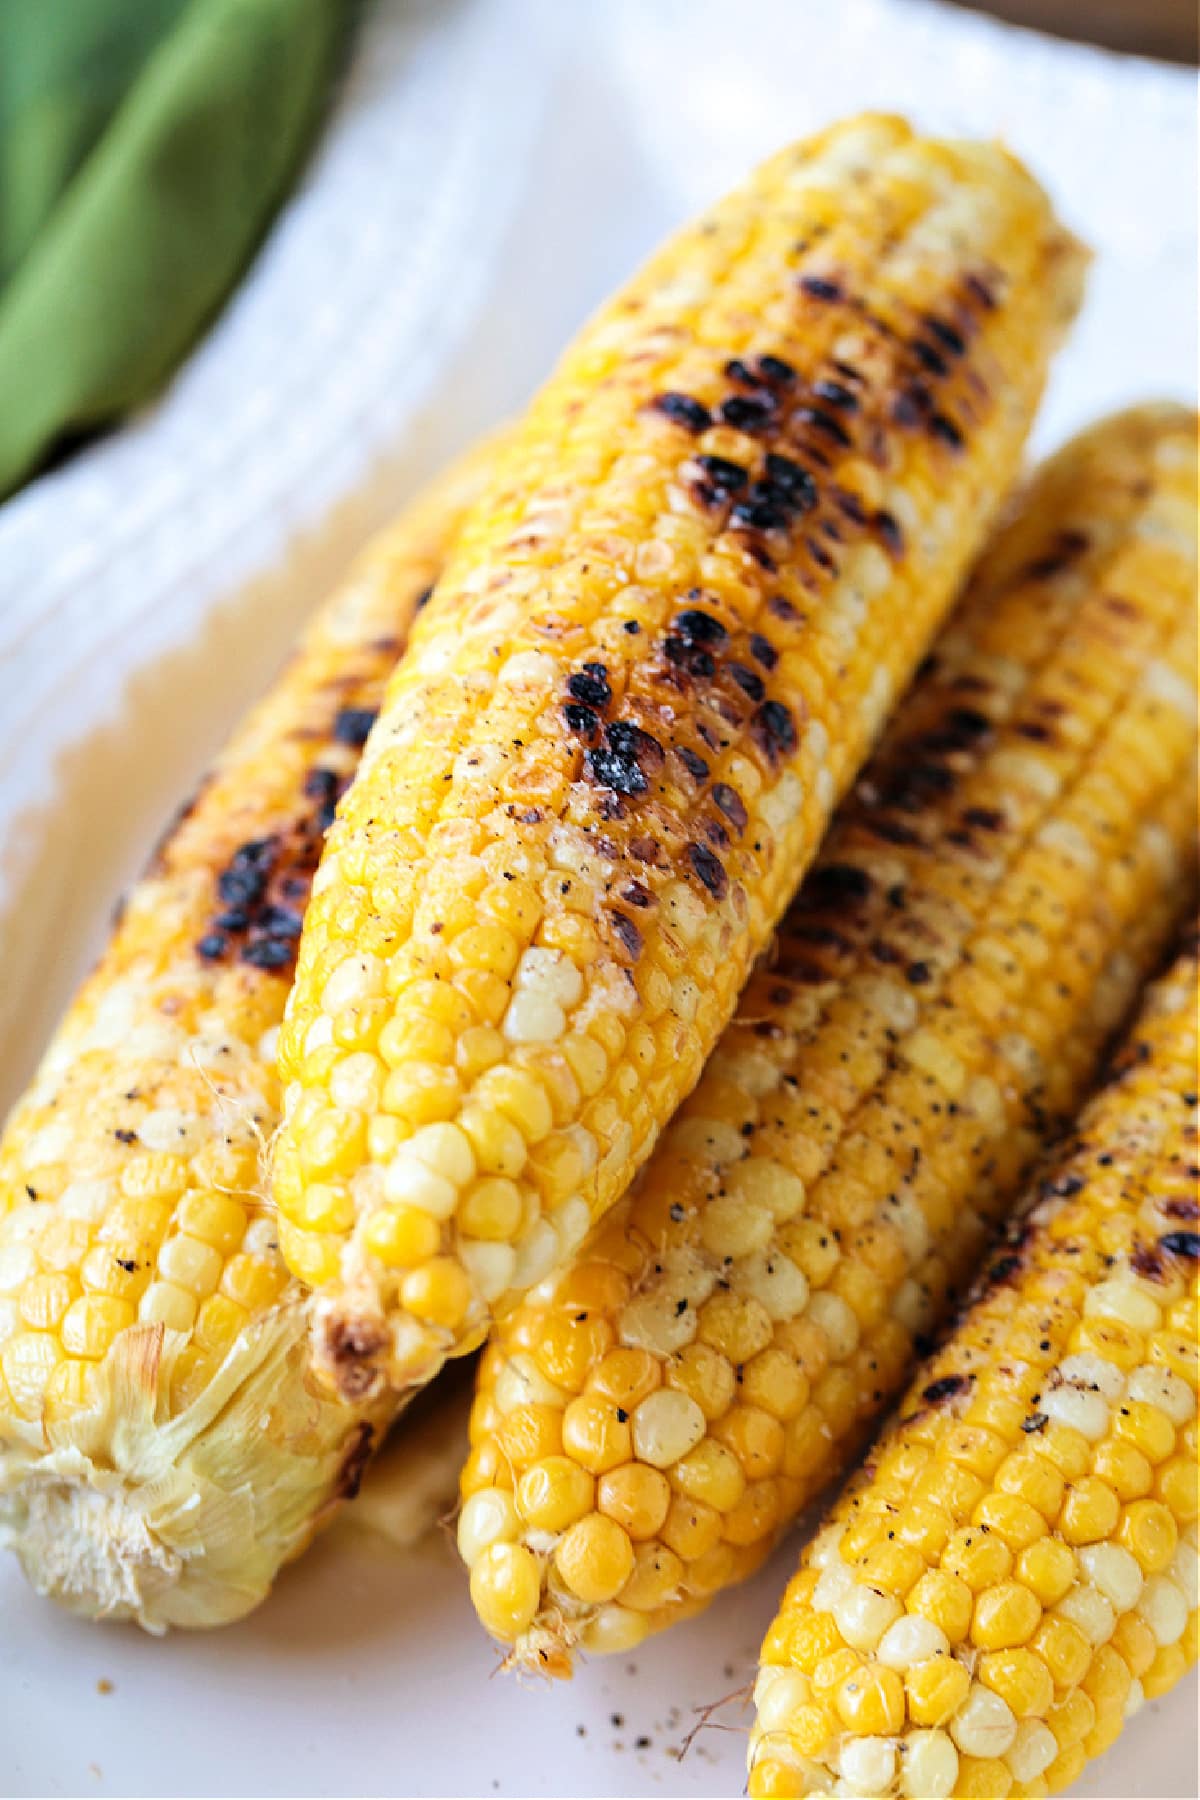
[272,115,1086,1404]
[0,444,491,1629]
[456,404,1199,1673]
[748,930,1199,1799]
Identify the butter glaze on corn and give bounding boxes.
[456,405,1199,1672]
[748,932,1199,1798]
[0,446,490,1628]
[272,114,1086,1401]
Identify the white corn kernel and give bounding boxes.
[330,1052,384,1113]
[736,1251,809,1322]
[550,1196,591,1258]
[321,953,383,1012]
[503,991,567,1045]
[57,1179,113,1223]
[1124,1678,1145,1719]
[1139,1574,1188,1646]
[1058,1353,1126,1401]
[899,1730,958,1798]
[578,1603,649,1655]
[137,1109,204,1155]
[1085,1279,1161,1332]
[404,1122,476,1187]
[383,1157,458,1220]
[460,1240,517,1304]
[0,1245,35,1294]
[457,1487,520,1565]
[1079,1544,1144,1613]
[833,1583,903,1651]
[510,1218,560,1290]
[878,1614,950,1669]
[839,1736,896,1794]
[807,1291,859,1360]
[632,1388,706,1468]
[753,1666,812,1731]
[701,1196,773,1260]
[1169,1538,1198,1611]
[950,1684,1017,1758]
[1040,1382,1109,1440]
[1126,1364,1193,1425]
[812,1555,855,1614]
[1056,1584,1115,1645]
[1006,1718,1056,1782]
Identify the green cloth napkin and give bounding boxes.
[0,0,348,500]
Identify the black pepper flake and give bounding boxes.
[623,619,640,634]
[669,1203,686,1222]
[116,1257,139,1274]
[333,706,378,747]
[616,1407,630,1423]
[114,1128,137,1145]
[652,392,711,432]
[413,585,434,612]
[1022,1412,1048,1434]
[567,663,612,709]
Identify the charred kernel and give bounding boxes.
[799,274,844,301]
[568,665,613,709]
[907,961,933,985]
[749,633,778,670]
[926,316,967,356]
[304,768,340,801]
[795,406,853,448]
[609,911,643,960]
[811,378,858,411]
[717,395,775,431]
[913,340,950,377]
[712,783,748,833]
[923,1375,969,1404]
[673,608,728,646]
[564,704,601,739]
[413,584,434,611]
[652,392,711,432]
[732,496,791,533]
[1159,1232,1200,1260]
[724,358,759,386]
[620,882,654,909]
[753,700,797,761]
[215,909,250,932]
[688,842,728,900]
[756,354,796,386]
[804,862,872,904]
[874,510,904,555]
[676,746,710,784]
[764,454,818,509]
[258,905,303,939]
[241,936,295,971]
[333,707,378,747]
[196,933,228,961]
[930,412,965,450]
[664,637,715,679]
[728,664,765,702]
[218,867,266,907]
[695,454,750,495]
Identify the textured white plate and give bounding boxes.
[1,1,1196,1794]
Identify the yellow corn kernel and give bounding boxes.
[1016,1537,1078,1608]
[1030,1614,1092,1688]
[905,1654,972,1726]
[661,1495,723,1564]
[497,1404,563,1469]
[597,1463,672,1541]
[534,1310,614,1392]
[400,1256,471,1328]
[979,1647,1055,1719]
[470,1541,542,1641]
[970,1581,1042,1650]
[364,1204,442,1269]
[835,1663,905,1735]
[908,1568,975,1643]
[589,1345,661,1409]
[554,1513,634,1604]
[561,1396,633,1475]
[670,1438,746,1514]
[459,1177,524,1242]
[59,1295,136,1360]
[1119,1498,1179,1573]
[515,1457,595,1533]
[1059,1475,1120,1545]
[619,1541,686,1611]
[19,1273,75,1332]
[944,1526,1013,1592]
[956,1755,1012,1797]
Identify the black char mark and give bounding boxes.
[586,720,664,798]
[688,841,728,900]
[652,392,712,433]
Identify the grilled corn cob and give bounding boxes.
[273,114,1086,1403]
[0,444,491,1628]
[456,404,1199,1673]
[748,932,1199,1799]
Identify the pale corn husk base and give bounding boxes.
[0,1301,394,1631]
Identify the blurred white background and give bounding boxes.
[1,2,1196,1793]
